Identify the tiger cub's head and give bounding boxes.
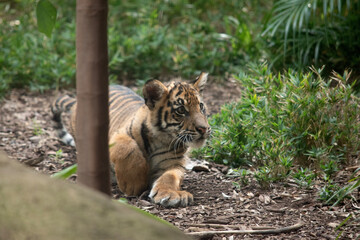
[143,72,210,149]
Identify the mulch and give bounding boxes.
[0,81,359,239]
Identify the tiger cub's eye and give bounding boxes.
[176,106,186,115]
[199,103,205,113]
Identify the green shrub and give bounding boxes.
[292,167,316,188]
[194,64,360,174]
[327,167,360,206]
[319,183,341,203]
[0,1,76,98]
[107,0,267,81]
[326,168,360,238]
[1,0,268,97]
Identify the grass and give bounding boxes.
[32,119,44,136]
[327,167,360,206]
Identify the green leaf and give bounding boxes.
[51,164,77,179]
[36,0,57,38]
[117,198,128,204]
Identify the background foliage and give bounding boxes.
[2,0,359,96]
[262,0,360,75]
[0,0,268,97]
[0,1,76,96]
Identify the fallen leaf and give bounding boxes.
[222,192,231,199]
[247,192,255,198]
[259,194,271,205]
[328,222,339,228]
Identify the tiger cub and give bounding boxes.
[51,73,210,207]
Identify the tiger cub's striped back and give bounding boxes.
[51,86,144,144]
[107,85,144,137]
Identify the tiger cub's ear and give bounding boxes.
[143,80,168,110]
[193,72,208,92]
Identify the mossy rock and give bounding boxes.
[0,152,189,240]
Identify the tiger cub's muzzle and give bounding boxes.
[191,115,210,147]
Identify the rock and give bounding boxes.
[185,159,210,172]
[29,135,41,142]
[192,164,210,172]
[0,151,189,240]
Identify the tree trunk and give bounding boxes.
[76,0,110,194]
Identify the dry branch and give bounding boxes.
[187,221,304,238]
[187,223,245,229]
[264,206,287,213]
[186,223,276,230]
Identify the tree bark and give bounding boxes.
[76,0,110,194]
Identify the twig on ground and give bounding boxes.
[186,223,245,229]
[201,213,249,225]
[345,166,360,172]
[264,206,287,213]
[186,223,276,230]
[202,219,229,224]
[187,221,305,239]
[251,226,276,230]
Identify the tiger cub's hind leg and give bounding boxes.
[110,134,149,196]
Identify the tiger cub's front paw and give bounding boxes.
[149,187,194,207]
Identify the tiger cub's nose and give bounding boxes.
[196,126,208,135]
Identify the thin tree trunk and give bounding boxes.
[76,0,110,195]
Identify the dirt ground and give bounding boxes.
[0,79,359,239]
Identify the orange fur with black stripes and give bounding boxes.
[51,73,210,207]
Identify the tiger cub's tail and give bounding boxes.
[51,94,76,147]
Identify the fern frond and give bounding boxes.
[263,0,351,69]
